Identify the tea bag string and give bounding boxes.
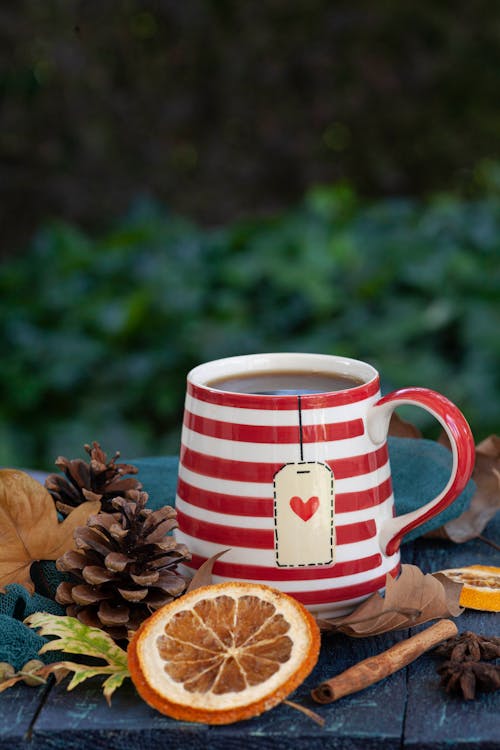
[298,394,304,461]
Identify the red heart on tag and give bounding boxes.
[289,495,320,522]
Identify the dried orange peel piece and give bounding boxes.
[127,581,321,724]
[439,565,500,612]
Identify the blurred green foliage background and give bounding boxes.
[1,2,500,468]
[1,182,500,469]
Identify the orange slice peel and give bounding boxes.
[439,564,500,612]
[127,581,321,724]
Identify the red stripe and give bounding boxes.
[302,419,365,442]
[291,564,400,605]
[184,410,364,444]
[335,476,393,513]
[184,552,383,581]
[188,377,380,410]
[180,444,389,483]
[177,477,271,517]
[177,475,393,517]
[176,509,376,548]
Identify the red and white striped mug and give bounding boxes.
[175,353,475,616]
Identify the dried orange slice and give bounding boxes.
[127,581,320,724]
[440,565,500,612]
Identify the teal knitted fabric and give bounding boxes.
[0,440,475,668]
[0,589,64,670]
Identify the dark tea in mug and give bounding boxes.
[207,370,365,395]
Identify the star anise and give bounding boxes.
[434,631,500,662]
[437,660,500,700]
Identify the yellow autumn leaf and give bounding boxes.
[0,469,100,594]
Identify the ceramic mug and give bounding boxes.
[175,353,475,617]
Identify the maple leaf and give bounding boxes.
[0,470,100,594]
[317,564,463,637]
[24,613,129,704]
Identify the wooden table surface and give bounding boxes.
[1,515,498,750]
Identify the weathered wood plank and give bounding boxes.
[404,515,500,749]
[30,678,209,750]
[30,631,408,750]
[404,612,500,750]
[0,681,53,750]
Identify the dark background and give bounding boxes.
[2,0,500,256]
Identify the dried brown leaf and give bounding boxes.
[0,663,71,694]
[0,470,100,594]
[0,674,26,692]
[317,564,463,637]
[186,549,230,592]
[437,428,452,451]
[439,435,500,543]
[388,413,422,439]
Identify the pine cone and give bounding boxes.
[55,490,191,639]
[45,441,142,516]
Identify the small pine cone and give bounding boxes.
[55,490,191,639]
[45,441,142,516]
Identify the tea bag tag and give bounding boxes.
[273,461,335,567]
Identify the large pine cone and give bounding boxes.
[55,490,191,639]
[45,441,142,516]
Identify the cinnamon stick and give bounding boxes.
[311,618,458,704]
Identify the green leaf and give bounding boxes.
[25,613,128,665]
[24,613,130,703]
[102,671,130,704]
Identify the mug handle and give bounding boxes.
[366,387,475,557]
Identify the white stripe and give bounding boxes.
[208,560,398,595]
[301,397,378,423]
[181,425,377,463]
[175,493,395,530]
[178,457,391,495]
[174,529,387,566]
[185,392,378,425]
[177,567,378,616]
[175,533,399,591]
[176,495,271,528]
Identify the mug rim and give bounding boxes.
[187,352,379,402]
